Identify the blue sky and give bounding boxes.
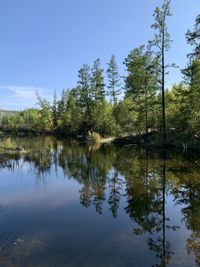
[0,0,199,110]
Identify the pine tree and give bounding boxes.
[107,55,121,104]
[124,45,157,139]
[77,64,93,131]
[149,0,172,145]
[182,15,200,135]
[186,14,200,59]
[57,89,69,116]
[91,58,105,102]
[78,64,92,109]
[52,90,58,130]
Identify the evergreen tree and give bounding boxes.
[78,64,91,107]
[52,90,58,130]
[36,93,53,132]
[149,0,172,145]
[57,89,69,117]
[186,14,200,59]
[107,55,121,104]
[182,15,200,136]
[91,58,105,102]
[124,45,157,138]
[78,64,93,131]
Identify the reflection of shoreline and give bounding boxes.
[172,164,200,266]
[0,137,200,266]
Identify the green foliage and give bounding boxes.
[113,98,138,135]
[1,5,200,150]
[52,91,58,130]
[182,14,200,138]
[56,88,82,135]
[36,94,53,132]
[149,0,172,145]
[107,54,121,104]
[124,45,158,136]
[186,14,200,59]
[0,109,45,134]
[91,58,105,102]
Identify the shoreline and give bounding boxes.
[1,131,200,154]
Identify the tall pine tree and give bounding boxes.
[107,55,121,104]
[78,64,93,132]
[149,0,172,145]
[124,45,157,138]
[91,58,105,102]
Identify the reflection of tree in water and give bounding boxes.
[79,177,106,214]
[2,137,200,266]
[58,143,115,214]
[24,137,54,178]
[171,158,200,266]
[0,151,21,171]
[116,149,178,267]
[59,143,124,216]
[78,148,106,213]
[187,219,200,266]
[0,137,55,179]
[108,170,123,218]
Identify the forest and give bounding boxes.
[1,0,200,150]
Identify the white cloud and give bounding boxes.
[2,85,50,98]
[0,85,54,110]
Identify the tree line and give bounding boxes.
[1,0,200,148]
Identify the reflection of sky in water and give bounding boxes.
[0,138,199,267]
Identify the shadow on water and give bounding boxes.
[0,137,200,266]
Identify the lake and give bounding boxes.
[0,137,200,267]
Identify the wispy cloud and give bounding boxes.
[1,85,51,98]
[0,85,54,110]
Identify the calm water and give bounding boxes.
[0,137,200,267]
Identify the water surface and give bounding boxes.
[0,137,200,267]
